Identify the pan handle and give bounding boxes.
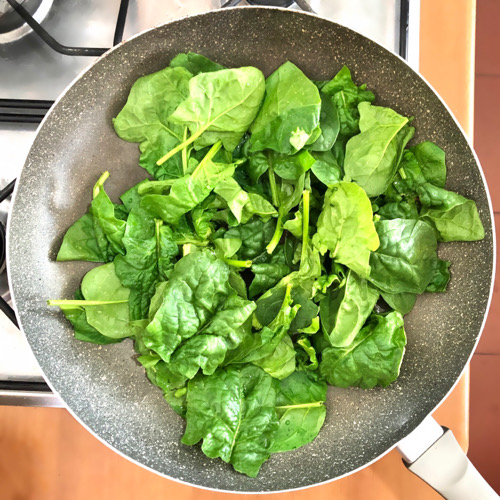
[396,416,498,499]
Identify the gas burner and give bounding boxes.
[246,0,294,7]
[0,0,53,43]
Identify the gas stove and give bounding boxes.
[0,0,419,406]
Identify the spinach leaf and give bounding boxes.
[182,365,279,477]
[90,172,127,257]
[120,180,149,211]
[56,213,108,263]
[245,152,269,184]
[166,294,255,379]
[308,92,340,151]
[49,263,135,339]
[113,66,192,179]
[321,65,375,139]
[169,52,225,75]
[59,290,123,345]
[249,61,321,154]
[224,217,277,260]
[252,334,296,380]
[140,142,236,225]
[266,172,305,254]
[143,250,255,366]
[425,259,451,293]
[310,151,342,188]
[249,246,291,298]
[254,284,318,335]
[418,183,485,242]
[380,291,417,315]
[114,205,178,319]
[369,219,437,294]
[312,181,379,278]
[320,311,407,388]
[295,336,319,369]
[160,67,265,161]
[377,200,418,220]
[227,285,298,379]
[214,177,276,223]
[271,150,316,181]
[320,270,379,347]
[411,141,447,188]
[344,103,414,197]
[270,371,326,453]
[134,335,188,417]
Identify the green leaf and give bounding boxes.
[143,251,255,372]
[320,311,407,388]
[120,180,149,211]
[320,270,379,347]
[113,66,192,180]
[307,91,340,151]
[321,65,375,139]
[169,52,225,75]
[283,211,302,238]
[59,290,124,345]
[214,177,276,223]
[418,183,485,242]
[310,151,343,187]
[377,200,419,220]
[134,335,187,417]
[271,150,316,181]
[249,246,291,298]
[390,149,427,197]
[425,259,451,293]
[380,291,417,315]
[165,66,265,156]
[182,365,279,478]
[249,62,321,154]
[312,181,379,278]
[90,173,127,256]
[140,143,236,225]
[114,206,178,319]
[266,173,305,254]
[369,219,438,294]
[411,141,447,188]
[252,335,296,380]
[245,152,269,184]
[224,217,277,260]
[270,371,326,453]
[56,213,108,263]
[295,336,319,369]
[52,263,136,339]
[344,103,415,197]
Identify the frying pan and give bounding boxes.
[6,7,497,496]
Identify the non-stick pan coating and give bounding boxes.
[7,8,494,493]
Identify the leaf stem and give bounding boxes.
[224,259,252,268]
[47,299,128,306]
[276,401,324,410]
[156,127,205,166]
[155,219,163,264]
[181,126,189,175]
[266,214,283,254]
[300,189,310,265]
[267,155,280,207]
[93,171,110,199]
[191,140,222,176]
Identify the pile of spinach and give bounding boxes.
[49,53,484,477]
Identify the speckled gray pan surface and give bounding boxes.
[7,7,494,493]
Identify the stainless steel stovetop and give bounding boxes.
[0,0,420,406]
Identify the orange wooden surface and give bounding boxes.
[0,1,477,499]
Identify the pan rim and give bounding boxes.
[5,6,496,493]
